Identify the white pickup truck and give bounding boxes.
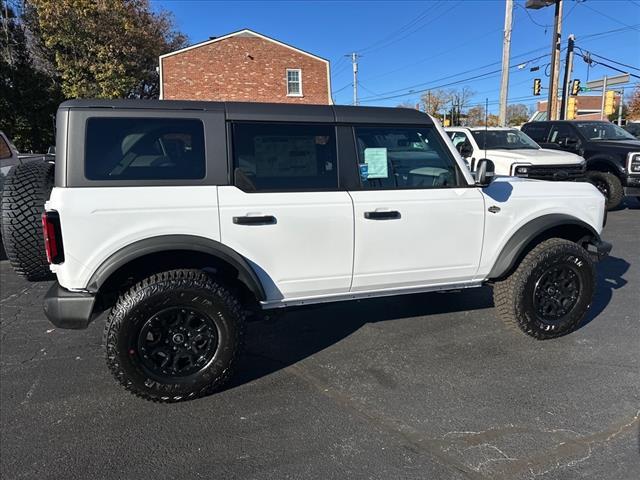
[445,127,586,181]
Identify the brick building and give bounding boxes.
[159,29,332,105]
[534,94,621,121]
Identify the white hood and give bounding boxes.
[487,148,584,166]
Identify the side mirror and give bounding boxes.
[561,137,579,148]
[475,159,495,187]
[457,142,473,158]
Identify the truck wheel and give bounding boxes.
[493,238,596,340]
[585,171,623,210]
[0,162,54,280]
[104,269,245,402]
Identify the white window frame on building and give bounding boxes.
[286,69,303,97]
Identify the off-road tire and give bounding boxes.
[0,162,54,280]
[493,238,596,340]
[104,269,245,403]
[585,171,623,210]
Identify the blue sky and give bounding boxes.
[152,0,640,112]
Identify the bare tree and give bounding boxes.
[420,89,451,116]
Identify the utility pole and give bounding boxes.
[347,52,359,106]
[547,0,563,120]
[617,87,624,126]
[559,34,575,120]
[499,0,514,126]
[600,75,608,120]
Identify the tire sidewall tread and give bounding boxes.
[493,238,596,340]
[104,269,245,403]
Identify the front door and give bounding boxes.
[218,122,353,302]
[348,125,485,292]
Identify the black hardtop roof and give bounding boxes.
[58,99,433,125]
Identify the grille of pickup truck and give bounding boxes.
[527,164,586,180]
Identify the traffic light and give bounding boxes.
[604,90,616,116]
[533,78,542,96]
[567,97,578,120]
[571,79,581,96]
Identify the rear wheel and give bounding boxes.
[493,238,596,340]
[585,171,623,210]
[104,269,245,402]
[0,162,54,280]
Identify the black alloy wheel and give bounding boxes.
[532,264,581,323]
[105,269,245,402]
[137,307,218,379]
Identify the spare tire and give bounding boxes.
[0,161,55,280]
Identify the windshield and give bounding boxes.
[470,129,540,150]
[575,122,636,141]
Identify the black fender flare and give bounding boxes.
[86,235,266,301]
[488,214,600,280]
[585,155,624,177]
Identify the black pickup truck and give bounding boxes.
[521,120,640,209]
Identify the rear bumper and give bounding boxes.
[43,283,96,329]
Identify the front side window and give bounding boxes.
[355,126,461,189]
[85,118,205,180]
[548,124,579,145]
[286,69,302,96]
[232,123,337,191]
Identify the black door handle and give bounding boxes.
[364,210,401,220]
[233,215,276,225]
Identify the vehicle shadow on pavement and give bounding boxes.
[579,254,629,329]
[226,254,628,392]
[227,287,495,390]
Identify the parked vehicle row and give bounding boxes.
[443,121,640,211]
[521,120,640,209]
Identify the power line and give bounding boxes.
[357,1,462,55]
[359,49,554,102]
[355,2,443,54]
[588,52,640,72]
[359,27,503,82]
[582,3,640,31]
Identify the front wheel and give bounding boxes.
[585,171,623,211]
[104,269,245,402]
[493,238,596,340]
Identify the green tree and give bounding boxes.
[0,0,62,151]
[26,0,186,99]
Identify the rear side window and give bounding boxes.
[354,126,461,189]
[85,118,205,180]
[521,123,550,143]
[232,123,338,191]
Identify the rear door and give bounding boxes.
[347,124,485,292]
[218,122,353,302]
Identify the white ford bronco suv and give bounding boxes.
[445,126,586,181]
[35,100,609,402]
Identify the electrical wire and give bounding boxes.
[354,2,444,54]
[582,3,640,32]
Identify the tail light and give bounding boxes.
[42,211,64,264]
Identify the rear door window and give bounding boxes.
[521,123,550,143]
[85,118,206,180]
[231,122,338,191]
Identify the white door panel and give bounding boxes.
[218,186,353,300]
[350,187,485,291]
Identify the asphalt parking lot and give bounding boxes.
[1,199,639,480]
